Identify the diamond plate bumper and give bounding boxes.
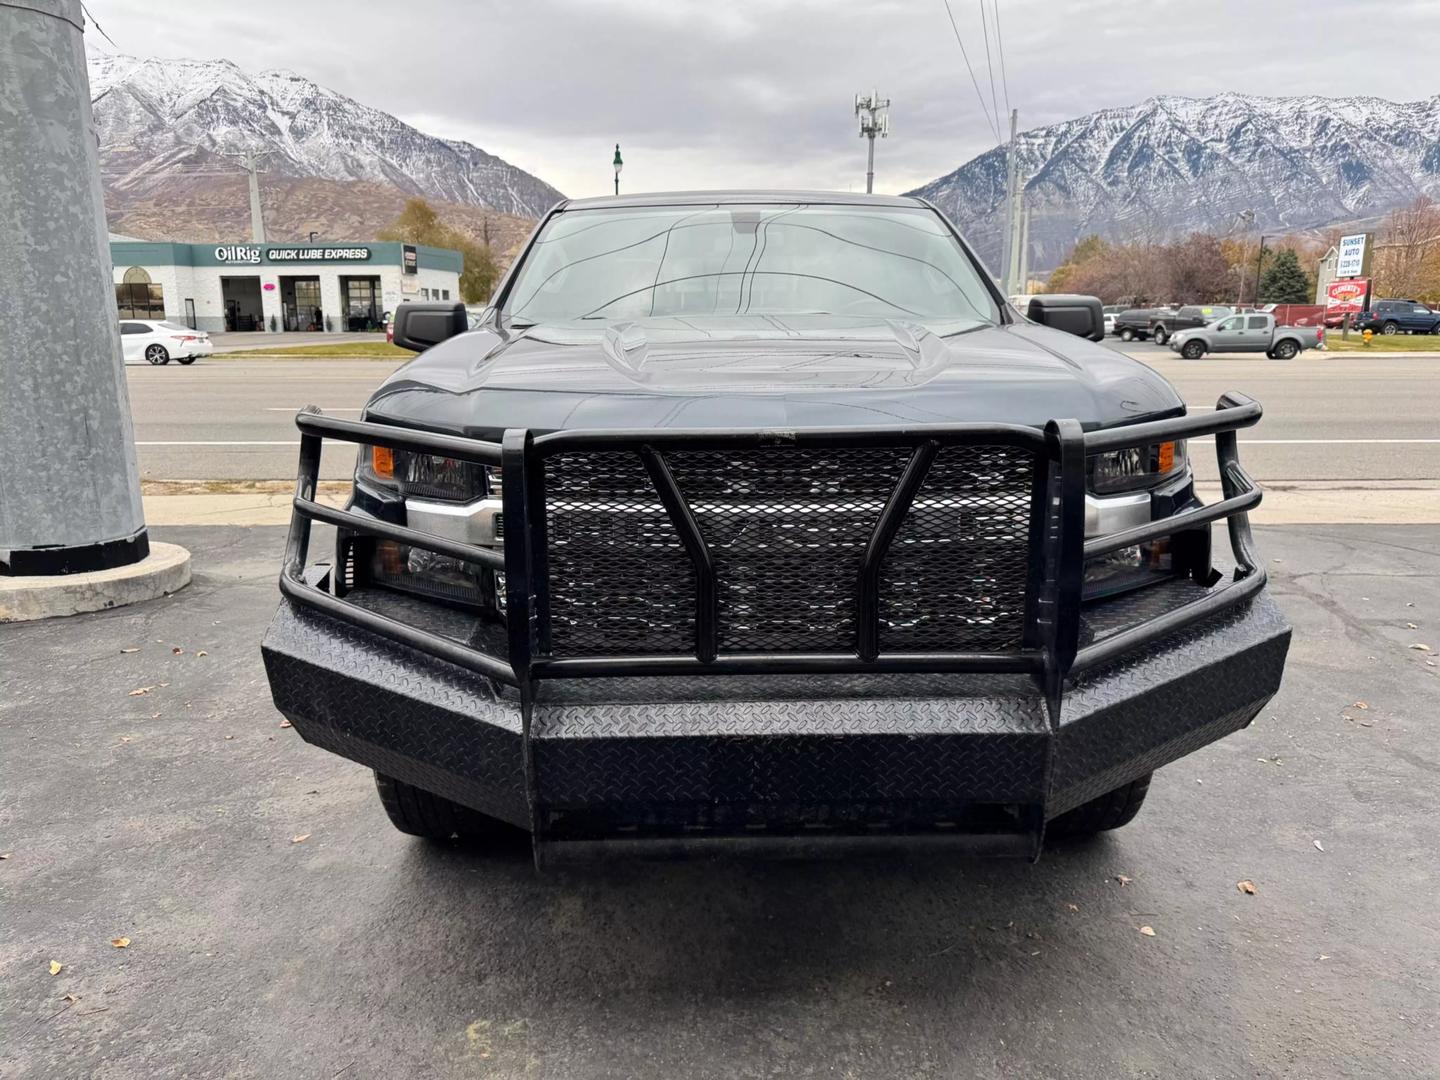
[261,581,1290,858]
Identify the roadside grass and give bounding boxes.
[210,342,412,358]
[1323,334,1440,352]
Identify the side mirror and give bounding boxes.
[1025,294,1105,342]
[391,302,468,353]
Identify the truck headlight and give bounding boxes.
[365,539,494,610]
[361,444,493,502]
[1088,440,1186,495]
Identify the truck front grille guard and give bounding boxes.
[279,394,1266,715]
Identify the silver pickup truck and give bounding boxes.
[1169,312,1321,359]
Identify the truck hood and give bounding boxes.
[363,315,1182,438]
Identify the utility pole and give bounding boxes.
[854,91,891,195]
[0,0,188,611]
[1000,109,1019,295]
[613,144,623,197]
[242,151,266,243]
[1017,203,1031,294]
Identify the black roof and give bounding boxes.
[560,190,929,211]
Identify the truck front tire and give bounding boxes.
[1048,774,1152,839]
[374,772,521,845]
[1119,327,1134,342]
[1151,327,1168,346]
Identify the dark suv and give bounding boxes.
[262,191,1289,867]
[1355,299,1440,335]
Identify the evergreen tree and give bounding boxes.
[1257,248,1310,304]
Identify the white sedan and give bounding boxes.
[119,320,213,365]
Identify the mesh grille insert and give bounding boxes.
[542,443,1038,658]
[877,445,1037,651]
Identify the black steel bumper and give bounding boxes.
[261,392,1291,862]
[263,575,1288,861]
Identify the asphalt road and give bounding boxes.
[3,523,1436,1078]
[124,350,1440,486]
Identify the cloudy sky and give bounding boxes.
[88,0,1440,199]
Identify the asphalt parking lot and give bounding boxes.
[2,522,1437,1078]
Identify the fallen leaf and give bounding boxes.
[127,686,154,696]
[1066,903,1080,913]
[171,646,183,655]
[1237,880,1257,895]
[1405,622,1418,630]
[120,647,139,654]
[0,852,11,860]
[110,937,130,948]
[224,734,234,741]
[291,833,311,844]
[1139,926,1156,937]
[278,719,292,728]
[63,993,79,1003]
[196,650,208,657]
[49,960,63,976]
[1409,643,1432,652]
[1114,874,1132,887]
[1314,840,1325,852]
[1352,701,1369,710]
[1318,955,1330,961]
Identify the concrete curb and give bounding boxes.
[0,541,192,622]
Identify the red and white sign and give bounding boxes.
[1325,278,1368,313]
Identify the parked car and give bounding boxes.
[1169,313,1321,359]
[262,191,1289,865]
[119,319,212,365]
[1112,306,1170,341]
[1148,305,1233,346]
[1354,299,1440,335]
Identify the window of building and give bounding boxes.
[115,267,165,319]
[441,289,450,300]
[421,287,430,300]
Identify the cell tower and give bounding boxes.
[854,91,891,195]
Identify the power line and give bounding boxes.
[941,0,1000,144]
[977,0,1002,144]
[992,0,1012,121]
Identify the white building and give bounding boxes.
[109,239,462,333]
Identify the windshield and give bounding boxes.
[503,203,999,326]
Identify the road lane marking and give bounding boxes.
[137,441,303,446]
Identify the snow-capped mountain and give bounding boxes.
[87,51,563,219]
[907,92,1440,272]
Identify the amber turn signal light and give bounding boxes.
[372,445,394,479]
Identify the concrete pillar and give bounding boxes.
[0,0,147,574]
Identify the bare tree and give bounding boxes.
[1373,197,1440,300]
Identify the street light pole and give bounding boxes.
[613,144,623,197]
[1254,235,1270,307]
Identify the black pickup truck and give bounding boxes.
[1148,305,1233,346]
[262,191,1290,867]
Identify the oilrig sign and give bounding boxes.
[213,245,372,264]
[1336,233,1370,279]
